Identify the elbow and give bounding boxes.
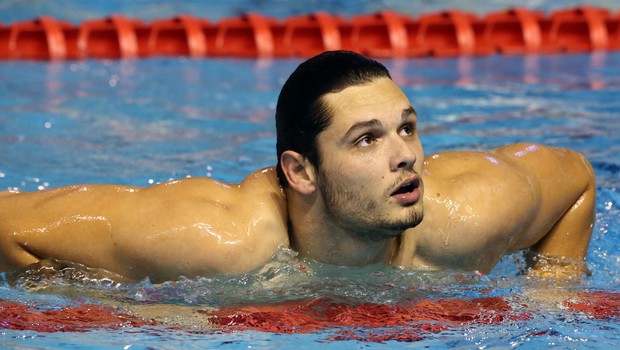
[581,153,596,193]
[566,148,595,192]
[0,235,41,271]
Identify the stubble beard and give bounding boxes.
[317,169,424,242]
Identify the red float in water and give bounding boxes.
[1,6,619,60]
[1,292,618,343]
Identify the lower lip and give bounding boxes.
[391,187,421,205]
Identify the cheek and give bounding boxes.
[350,154,381,178]
[326,156,379,194]
[413,140,425,169]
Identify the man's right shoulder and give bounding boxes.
[240,166,288,219]
[121,167,289,278]
[242,166,282,191]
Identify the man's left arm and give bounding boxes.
[496,143,596,278]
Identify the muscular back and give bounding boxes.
[396,143,595,273]
[0,167,289,282]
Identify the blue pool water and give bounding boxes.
[1,51,618,350]
[1,1,620,349]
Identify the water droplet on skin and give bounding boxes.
[440,226,450,247]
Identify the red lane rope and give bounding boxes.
[1,6,619,60]
[564,291,620,319]
[1,292,619,342]
[207,293,620,342]
[0,301,154,332]
[206,296,525,342]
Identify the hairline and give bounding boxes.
[276,52,393,189]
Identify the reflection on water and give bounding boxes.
[2,248,617,345]
[389,53,614,90]
[0,46,618,348]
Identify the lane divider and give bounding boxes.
[0,6,618,60]
[2,292,618,342]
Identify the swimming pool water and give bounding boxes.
[1,51,618,349]
[1,1,620,348]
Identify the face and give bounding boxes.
[315,77,425,240]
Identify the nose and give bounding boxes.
[390,136,417,172]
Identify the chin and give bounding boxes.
[400,207,424,230]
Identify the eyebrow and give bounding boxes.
[342,119,382,141]
[402,106,417,120]
[342,106,418,141]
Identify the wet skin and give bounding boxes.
[0,78,595,282]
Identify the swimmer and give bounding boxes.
[0,51,595,282]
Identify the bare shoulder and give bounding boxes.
[239,167,289,234]
[422,143,543,200]
[406,143,594,271]
[132,167,285,221]
[0,167,290,281]
[491,142,593,182]
[143,167,282,198]
[424,142,592,184]
[114,166,289,279]
[240,166,286,198]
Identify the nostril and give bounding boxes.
[397,161,408,168]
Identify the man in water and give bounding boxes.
[0,51,595,282]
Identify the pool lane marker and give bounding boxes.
[0,6,618,60]
[1,292,618,342]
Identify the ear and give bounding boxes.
[280,150,317,195]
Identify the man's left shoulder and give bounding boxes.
[425,142,590,177]
[490,142,594,181]
[491,142,588,165]
[423,143,546,178]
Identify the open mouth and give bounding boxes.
[390,177,421,205]
[392,182,415,195]
[391,178,419,196]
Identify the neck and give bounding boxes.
[286,189,398,267]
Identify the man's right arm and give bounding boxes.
[0,168,289,281]
[0,183,161,276]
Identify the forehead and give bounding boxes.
[321,77,414,130]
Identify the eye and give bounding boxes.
[355,134,376,147]
[399,123,415,136]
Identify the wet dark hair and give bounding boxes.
[275,50,391,188]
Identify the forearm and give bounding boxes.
[530,189,595,260]
[527,157,596,278]
[0,185,133,273]
[530,150,596,261]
